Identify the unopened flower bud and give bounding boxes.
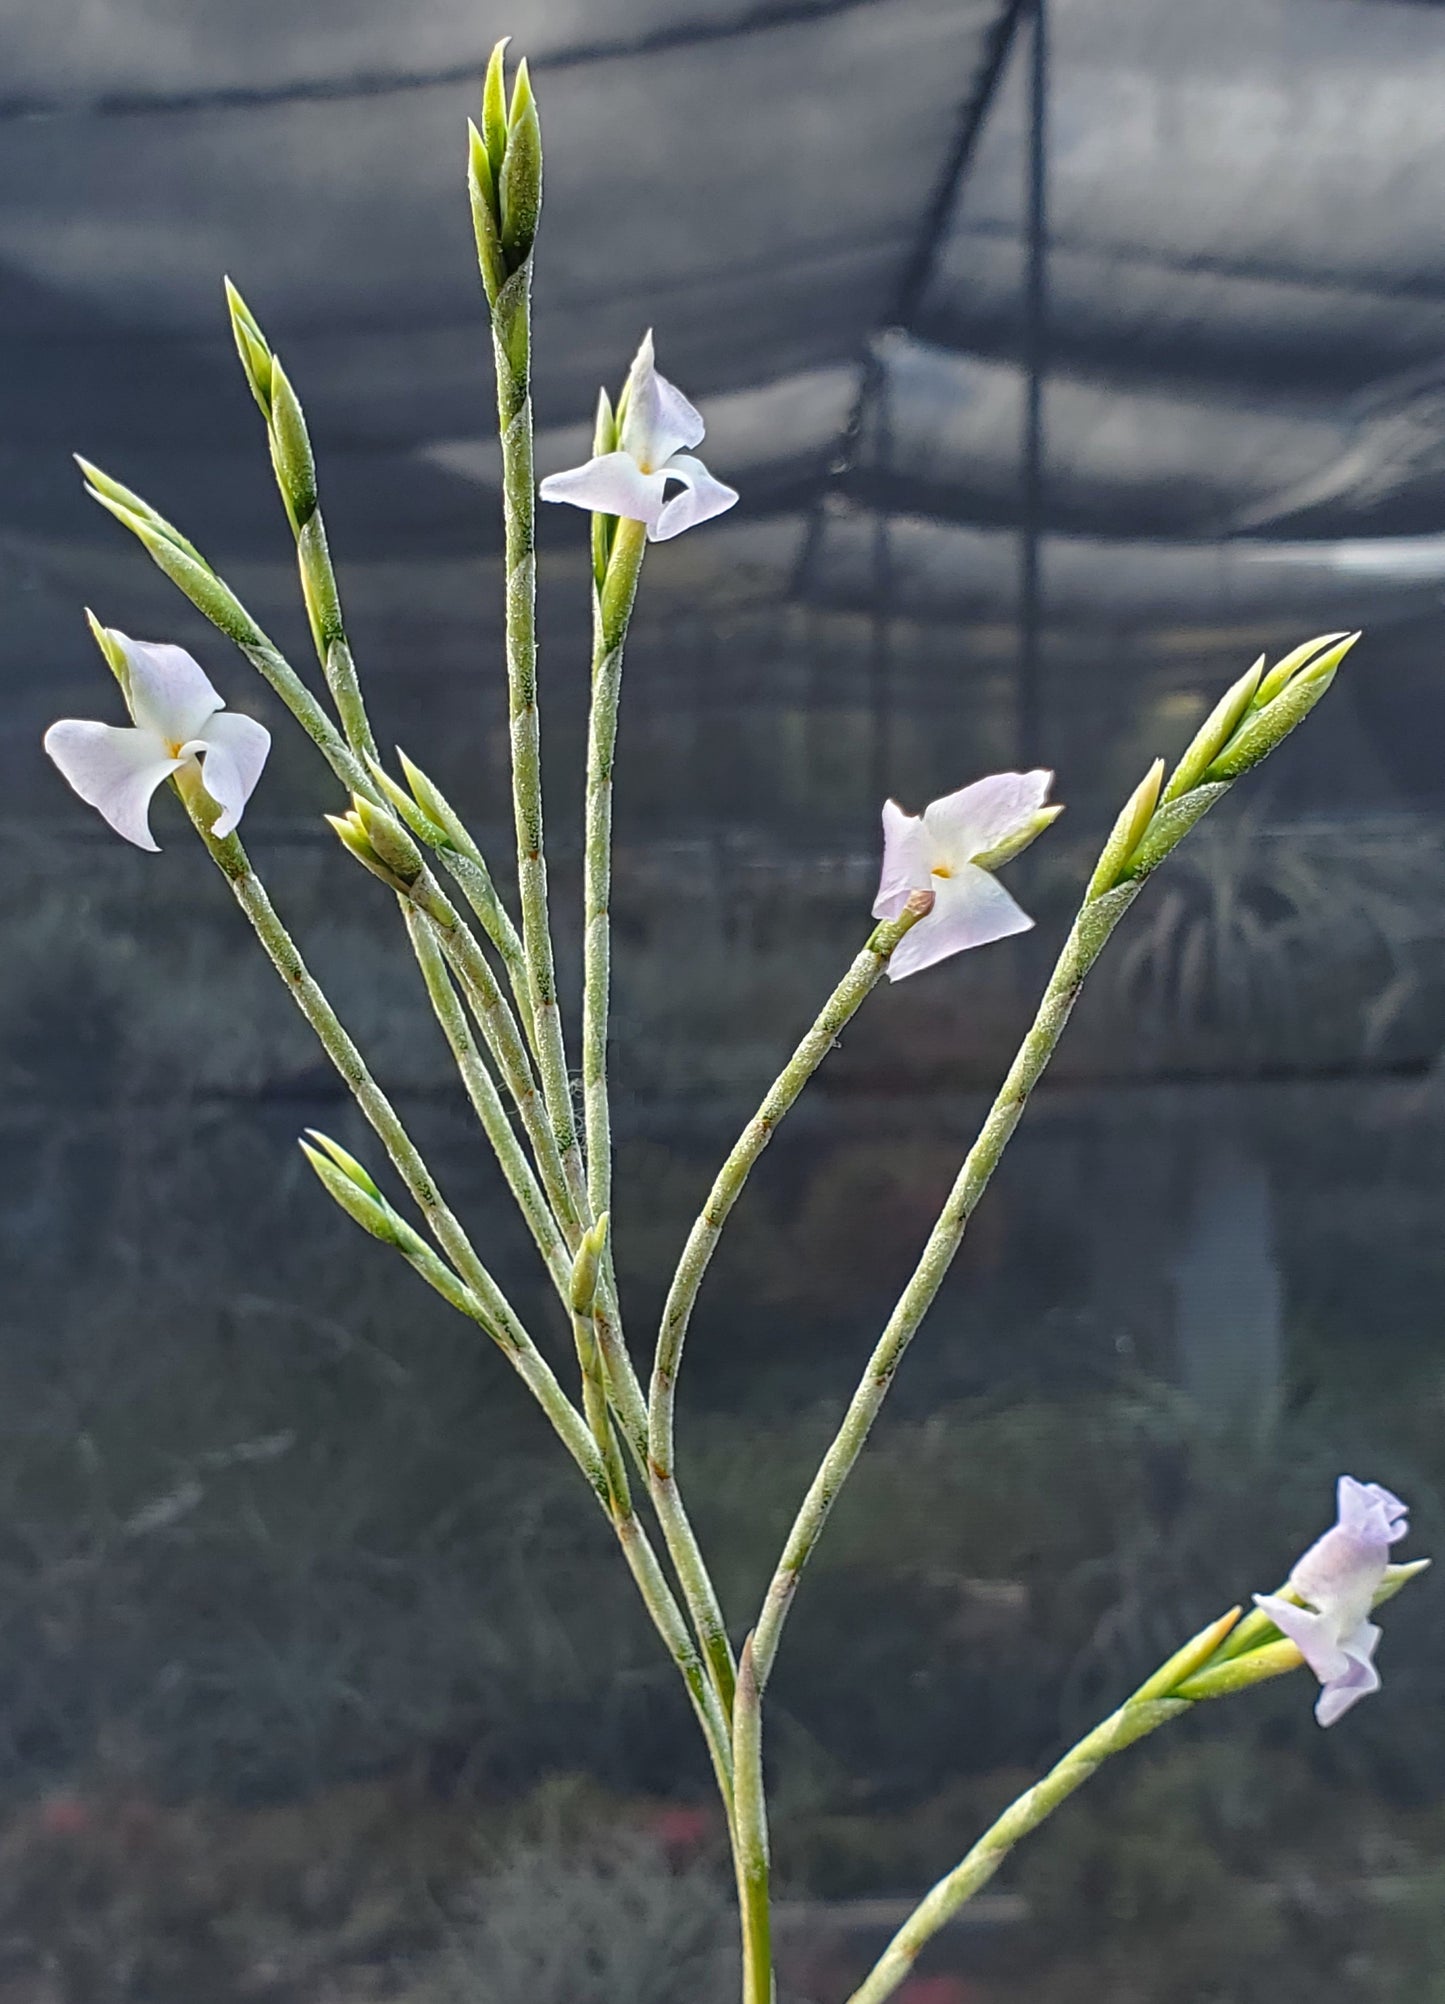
[224,278,275,417]
[327,805,418,893]
[303,1128,382,1199]
[1085,757,1164,900]
[971,801,1065,872]
[83,609,131,694]
[300,1138,400,1244]
[499,65,543,265]
[467,119,507,302]
[267,357,318,528]
[1252,629,1350,709]
[568,1212,611,1316]
[1204,633,1358,781]
[1161,655,1265,804]
[353,795,424,886]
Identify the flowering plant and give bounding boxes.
[41,43,1427,2004]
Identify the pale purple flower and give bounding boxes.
[872,770,1056,981]
[1255,1477,1410,1727]
[538,331,738,542]
[44,634,270,852]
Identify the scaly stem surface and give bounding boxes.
[647,900,931,1711]
[733,1637,773,2004]
[582,515,647,1220]
[491,258,587,1221]
[405,907,571,1299]
[751,881,1142,1688]
[415,881,582,1245]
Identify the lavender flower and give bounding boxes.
[1255,1477,1410,1727]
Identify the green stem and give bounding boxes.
[573,1311,633,1513]
[491,258,587,1222]
[845,1696,1187,2004]
[750,880,1141,1689]
[582,515,647,1221]
[438,844,538,1058]
[646,901,931,1713]
[174,798,607,1515]
[651,903,927,1456]
[415,880,582,1245]
[182,793,737,1827]
[405,906,571,1299]
[733,1636,773,2004]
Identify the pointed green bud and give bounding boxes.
[327,807,413,893]
[1203,632,1358,782]
[1161,655,1265,804]
[267,357,318,526]
[1129,1606,1243,1704]
[1118,781,1230,882]
[1375,1556,1431,1609]
[84,609,131,694]
[568,1212,610,1316]
[467,119,506,303]
[972,801,1064,872]
[364,755,448,847]
[593,389,618,458]
[591,391,619,584]
[85,488,257,645]
[395,750,482,862]
[353,795,424,886]
[300,1140,401,1243]
[482,38,510,178]
[499,88,542,265]
[508,57,535,129]
[1253,630,1350,708]
[303,1128,383,1199]
[75,457,209,568]
[1172,1636,1304,1702]
[1085,757,1165,899]
[224,278,274,416]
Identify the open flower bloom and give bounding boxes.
[872,770,1055,981]
[538,331,738,541]
[1255,1477,1410,1727]
[44,635,270,851]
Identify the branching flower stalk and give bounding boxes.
[749,630,1360,1690]
[846,1554,1428,2004]
[468,47,586,1225]
[44,35,1433,2004]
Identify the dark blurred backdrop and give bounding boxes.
[2,2,1444,2000]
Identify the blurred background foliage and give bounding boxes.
[5,0,1445,1997]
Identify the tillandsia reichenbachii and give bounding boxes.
[39,36,1427,2004]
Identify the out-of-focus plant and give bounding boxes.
[35,40,1430,2004]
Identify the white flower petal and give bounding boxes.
[43,719,182,851]
[1253,1593,1351,1686]
[539,450,666,527]
[195,710,272,836]
[922,770,1054,869]
[1316,1623,1382,1727]
[873,799,927,919]
[886,864,1033,981]
[620,330,706,469]
[114,634,224,744]
[650,453,739,542]
[1338,1476,1408,1544]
